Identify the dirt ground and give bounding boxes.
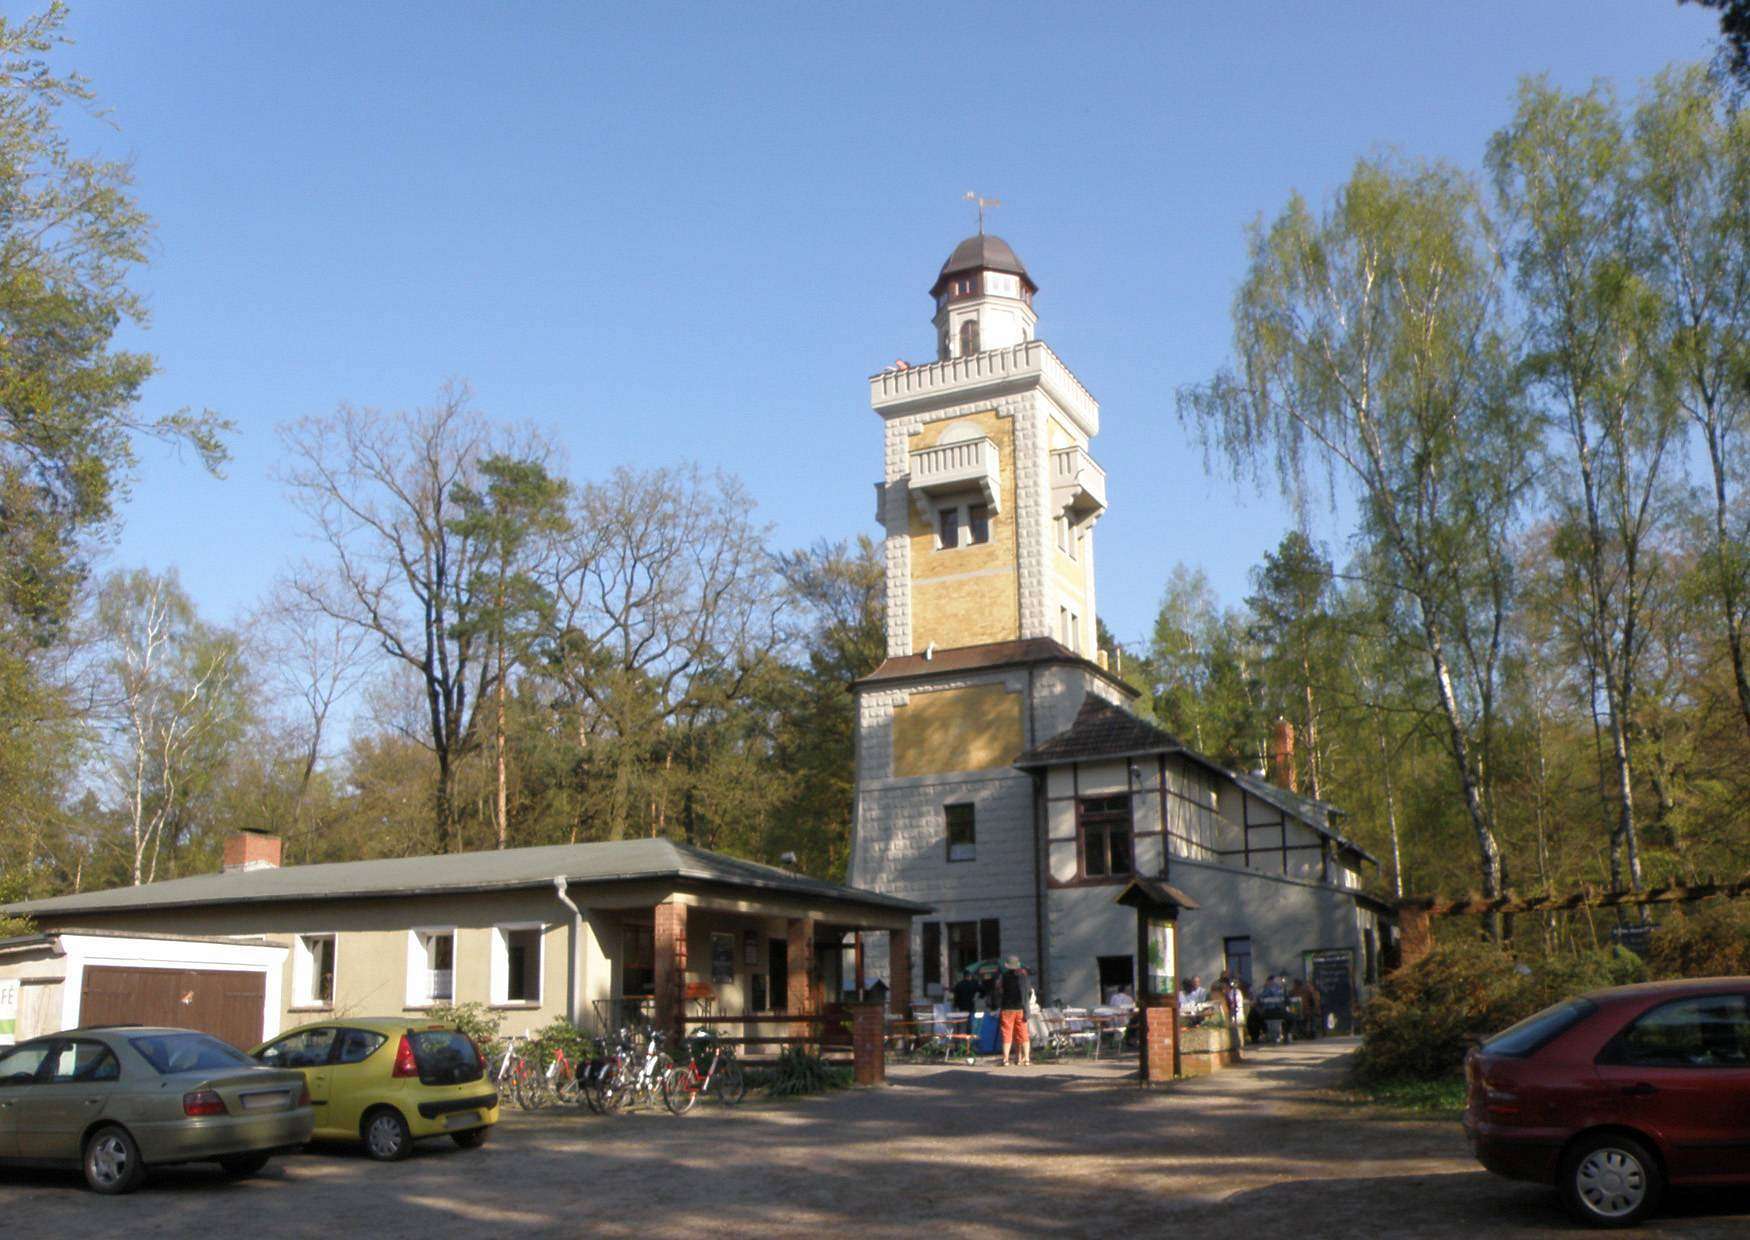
[5,1037,1749,1238]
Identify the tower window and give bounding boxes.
[938,506,960,549]
[945,803,976,862]
[952,274,978,297]
[958,319,980,356]
[967,504,990,545]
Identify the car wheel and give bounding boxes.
[363,1107,413,1162]
[451,1127,489,1150]
[83,1125,146,1195]
[219,1152,272,1177]
[1561,1132,1663,1227]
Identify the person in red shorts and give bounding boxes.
[996,954,1034,1066]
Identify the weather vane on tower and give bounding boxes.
[963,191,1000,235]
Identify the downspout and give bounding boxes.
[553,877,582,1028]
[1028,663,1047,1003]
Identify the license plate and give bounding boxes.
[442,1111,479,1129]
[241,1091,288,1111]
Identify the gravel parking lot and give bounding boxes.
[5,1038,1749,1238]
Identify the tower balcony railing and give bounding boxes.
[1051,445,1107,520]
[908,436,1001,514]
[869,340,1099,437]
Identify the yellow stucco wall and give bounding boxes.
[19,883,906,1039]
[890,682,1025,777]
[907,409,1019,649]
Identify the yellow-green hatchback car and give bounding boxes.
[251,1019,498,1160]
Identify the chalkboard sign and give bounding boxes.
[710,933,736,984]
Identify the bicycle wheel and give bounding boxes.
[515,1061,551,1110]
[554,1064,582,1105]
[600,1060,635,1114]
[714,1061,747,1107]
[661,1065,700,1115]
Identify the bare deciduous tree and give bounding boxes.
[280,381,543,852]
[540,465,782,840]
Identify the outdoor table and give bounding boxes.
[1060,1008,1100,1058]
[1089,1008,1131,1058]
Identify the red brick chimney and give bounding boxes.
[1268,717,1297,793]
[222,830,282,873]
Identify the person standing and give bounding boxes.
[997,955,1033,1066]
[951,968,981,1015]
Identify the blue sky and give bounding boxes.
[60,1,1719,653]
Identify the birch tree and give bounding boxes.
[1491,79,1682,897]
[1179,157,1535,903]
[97,569,242,884]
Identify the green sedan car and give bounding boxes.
[0,1026,314,1193]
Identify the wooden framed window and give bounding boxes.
[1077,794,1134,879]
[945,802,976,862]
[944,918,1000,977]
[947,921,979,977]
[967,503,990,545]
[958,318,980,355]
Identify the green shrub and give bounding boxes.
[1354,940,1642,1083]
[526,1017,600,1068]
[426,1002,506,1061]
[759,1047,851,1096]
[1643,901,1750,978]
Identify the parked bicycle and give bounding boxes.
[661,1028,746,1115]
[493,1033,548,1110]
[584,1026,671,1114]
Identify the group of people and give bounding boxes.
[940,957,1321,1062]
[949,954,1037,1066]
[1179,970,1323,1043]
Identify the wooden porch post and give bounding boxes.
[889,926,911,1016]
[787,916,817,1042]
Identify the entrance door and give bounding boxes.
[768,939,789,1012]
[79,966,267,1049]
[1309,953,1355,1034]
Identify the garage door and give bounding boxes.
[79,966,267,1049]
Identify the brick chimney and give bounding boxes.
[222,830,282,873]
[1268,717,1297,793]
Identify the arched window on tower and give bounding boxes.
[958,319,980,357]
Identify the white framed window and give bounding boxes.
[490,924,546,1006]
[292,933,337,1007]
[405,928,456,1007]
[1061,607,1079,651]
[937,501,990,550]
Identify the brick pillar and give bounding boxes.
[787,917,817,1042]
[888,926,911,1016]
[654,900,688,1048]
[1141,1001,1178,1086]
[849,1001,886,1086]
[1395,904,1433,973]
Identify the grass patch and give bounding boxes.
[1354,1075,1467,1116]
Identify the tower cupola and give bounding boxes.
[930,234,1038,361]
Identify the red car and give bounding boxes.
[1464,978,1750,1227]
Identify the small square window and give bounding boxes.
[295,934,336,1007]
[967,504,990,545]
[946,803,976,862]
[407,929,455,1007]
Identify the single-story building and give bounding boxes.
[2,831,926,1048]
